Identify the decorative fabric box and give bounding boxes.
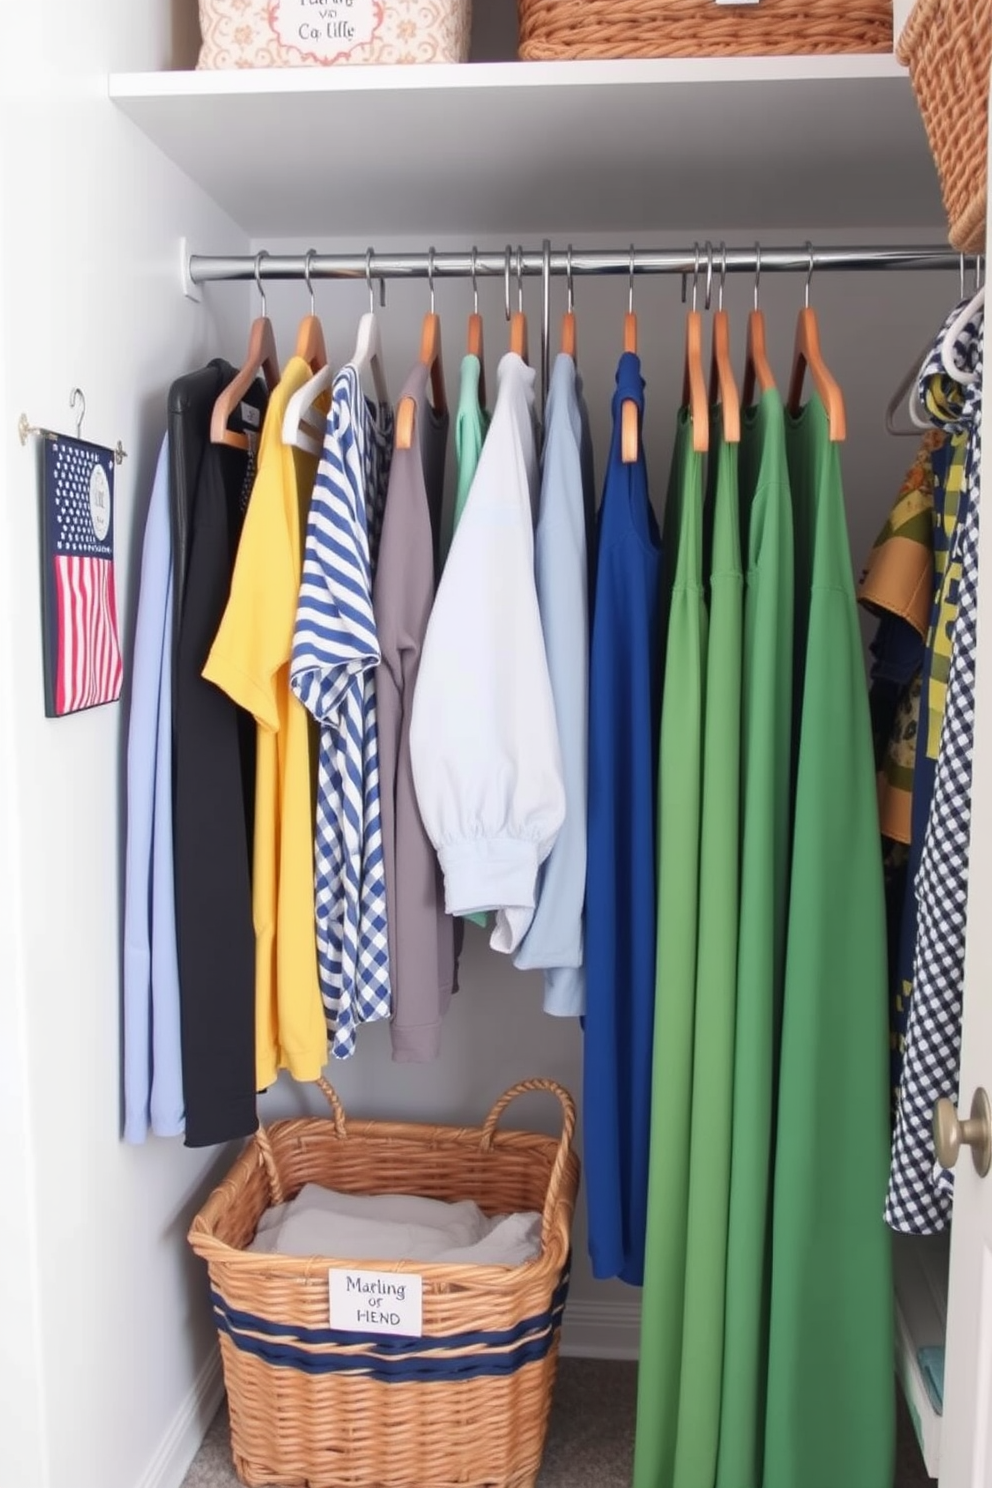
[198,0,472,68]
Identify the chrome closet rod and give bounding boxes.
[188,244,978,286]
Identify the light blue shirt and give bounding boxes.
[123,436,183,1142]
[515,354,592,1015]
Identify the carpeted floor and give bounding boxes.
[181,1359,934,1487]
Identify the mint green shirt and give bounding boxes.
[452,354,490,542]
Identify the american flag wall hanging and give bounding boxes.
[39,434,123,717]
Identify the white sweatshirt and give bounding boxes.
[410,353,566,954]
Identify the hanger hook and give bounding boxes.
[628,244,635,316]
[471,247,479,316]
[976,253,985,292]
[692,243,700,314]
[304,249,316,316]
[566,244,574,316]
[254,250,269,318]
[427,246,436,316]
[718,242,728,313]
[960,251,966,299]
[704,241,714,312]
[754,242,762,313]
[805,241,814,310]
[516,245,524,315]
[69,387,86,440]
[504,245,512,321]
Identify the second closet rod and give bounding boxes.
[189,243,977,286]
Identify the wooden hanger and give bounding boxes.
[787,244,846,440]
[682,247,709,454]
[707,245,741,443]
[741,243,776,407]
[621,247,639,463]
[396,248,447,452]
[507,245,529,363]
[561,245,577,360]
[467,248,487,410]
[293,251,327,373]
[211,251,280,450]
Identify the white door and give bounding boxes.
[937,76,992,1488]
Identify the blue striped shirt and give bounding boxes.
[290,367,394,1056]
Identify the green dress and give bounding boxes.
[633,409,706,1488]
[672,412,742,1488]
[716,391,794,1488]
[762,395,894,1488]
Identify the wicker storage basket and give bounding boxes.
[188,1077,579,1488]
[197,0,472,68]
[517,0,891,60]
[897,0,991,253]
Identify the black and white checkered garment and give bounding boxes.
[885,303,984,1234]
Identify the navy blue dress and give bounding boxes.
[583,352,663,1285]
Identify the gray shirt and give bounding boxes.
[374,363,453,1061]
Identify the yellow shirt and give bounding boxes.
[203,357,328,1087]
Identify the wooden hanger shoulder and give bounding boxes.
[621,310,639,464]
[788,305,846,440]
[683,309,709,454]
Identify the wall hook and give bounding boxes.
[18,388,127,463]
[69,387,86,439]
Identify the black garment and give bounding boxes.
[169,362,267,1147]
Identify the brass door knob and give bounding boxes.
[933,1088,992,1177]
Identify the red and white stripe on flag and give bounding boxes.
[54,554,123,714]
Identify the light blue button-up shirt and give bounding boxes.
[123,436,183,1141]
[515,354,593,1015]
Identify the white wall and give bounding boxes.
[0,8,252,1488]
[0,174,51,1488]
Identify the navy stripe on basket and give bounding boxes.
[210,1272,571,1383]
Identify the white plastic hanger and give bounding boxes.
[350,249,390,406]
[941,254,985,386]
[282,250,335,454]
[884,337,933,436]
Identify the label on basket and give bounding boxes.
[329,1268,424,1337]
[270,0,381,61]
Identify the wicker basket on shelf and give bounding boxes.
[897,0,991,253]
[517,0,892,61]
[188,1078,579,1488]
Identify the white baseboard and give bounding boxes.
[560,1298,641,1360]
[136,1346,225,1488]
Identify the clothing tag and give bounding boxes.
[329,1268,423,1337]
[240,402,261,430]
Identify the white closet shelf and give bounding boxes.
[108,57,943,238]
[893,1232,950,1481]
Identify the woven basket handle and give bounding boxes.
[479,1078,576,1248]
[254,1076,349,1205]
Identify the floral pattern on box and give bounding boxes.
[198,0,472,67]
